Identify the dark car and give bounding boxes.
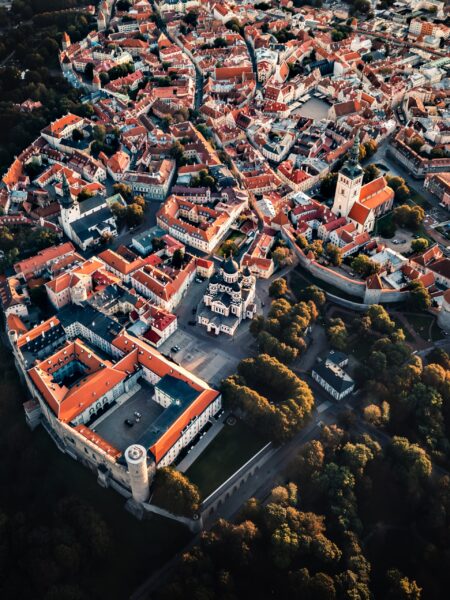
[188,320,196,326]
[124,419,134,427]
[192,308,197,314]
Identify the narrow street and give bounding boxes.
[149,0,204,110]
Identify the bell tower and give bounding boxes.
[58,172,80,239]
[332,131,364,218]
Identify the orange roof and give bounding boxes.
[348,202,371,225]
[359,176,388,201]
[363,187,394,211]
[366,274,383,289]
[151,388,218,462]
[98,248,145,276]
[14,242,75,277]
[7,314,28,336]
[111,332,220,463]
[46,113,83,137]
[28,339,128,422]
[46,258,103,294]
[17,317,61,348]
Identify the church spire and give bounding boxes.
[349,130,361,166]
[59,172,74,208]
[340,130,363,180]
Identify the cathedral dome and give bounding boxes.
[223,255,239,275]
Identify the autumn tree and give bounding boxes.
[411,237,429,254]
[153,467,200,516]
[351,254,380,278]
[326,242,342,266]
[269,277,288,298]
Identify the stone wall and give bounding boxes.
[282,227,409,305]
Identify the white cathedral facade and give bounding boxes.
[197,255,257,336]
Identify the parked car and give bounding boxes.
[188,320,196,326]
[124,419,134,427]
[171,346,180,353]
[192,308,197,314]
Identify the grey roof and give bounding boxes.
[326,350,348,367]
[79,194,107,215]
[312,361,354,395]
[71,206,117,242]
[21,323,67,367]
[137,375,202,452]
[58,303,123,345]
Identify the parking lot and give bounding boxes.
[378,227,415,253]
[159,328,241,387]
[95,382,163,452]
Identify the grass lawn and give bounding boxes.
[430,320,445,342]
[402,312,442,342]
[376,208,432,244]
[391,315,415,343]
[290,267,362,303]
[217,230,245,256]
[186,419,267,499]
[375,211,395,238]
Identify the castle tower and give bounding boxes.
[332,131,364,218]
[125,444,150,503]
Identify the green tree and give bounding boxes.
[320,172,338,198]
[351,254,380,278]
[172,248,184,269]
[367,305,396,334]
[388,436,432,488]
[363,163,380,184]
[408,280,431,311]
[411,238,429,253]
[299,285,326,308]
[327,318,348,351]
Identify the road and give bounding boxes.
[244,36,262,92]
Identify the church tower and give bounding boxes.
[332,131,364,218]
[58,173,80,239]
[62,32,71,51]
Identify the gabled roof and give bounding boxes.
[348,202,372,225]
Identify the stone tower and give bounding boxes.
[125,444,150,503]
[58,172,80,239]
[332,131,364,218]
